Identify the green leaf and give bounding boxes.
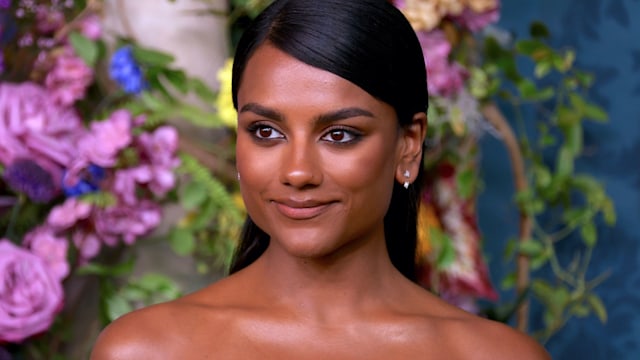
[529,21,550,39]
[581,221,597,247]
[556,146,574,177]
[501,272,517,290]
[132,46,175,67]
[575,71,594,88]
[69,32,99,66]
[602,198,617,225]
[565,122,583,156]
[181,181,209,210]
[570,303,591,318]
[534,61,552,78]
[455,168,475,200]
[190,78,217,103]
[569,93,587,114]
[140,92,166,111]
[518,239,544,256]
[587,294,608,323]
[169,227,196,256]
[516,39,545,56]
[106,296,133,321]
[530,246,550,270]
[78,258,135,277]
[557,106,580,127]
[534,164,552,188]
[584,103,608,122]
[163,69,189,94]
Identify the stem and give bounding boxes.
[4,194,24,239]
[481,103,533,332]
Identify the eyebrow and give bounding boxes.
[239,102,374,125]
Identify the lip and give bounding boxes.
[272,199,335,220]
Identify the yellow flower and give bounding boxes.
[216,58,237,129]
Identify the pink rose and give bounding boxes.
[0,82,83,184]
[0,240,63,343]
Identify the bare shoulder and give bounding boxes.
[447,315,551,360]
[90,279,237,360]
[393,282,550,359]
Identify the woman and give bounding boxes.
[91,0,550,358]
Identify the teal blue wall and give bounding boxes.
[479,1,640,358]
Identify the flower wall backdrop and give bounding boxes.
[0,0,624,358]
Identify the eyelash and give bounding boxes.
[246,123,362,145]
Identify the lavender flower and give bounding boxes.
[109,46,147,94]
[4,158,56,202]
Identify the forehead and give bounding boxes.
[237,44,389,113]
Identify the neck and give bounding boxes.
[246,232,407,323]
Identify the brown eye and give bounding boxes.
[259,127,273,138]
[329,130,345,142]
[252,125,284,140]
[321,128,358,144]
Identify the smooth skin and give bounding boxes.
[91,44,550,359]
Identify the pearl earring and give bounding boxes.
[403,170,410,189]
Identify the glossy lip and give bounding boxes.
[271,198,335,220]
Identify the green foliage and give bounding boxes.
[481,22,615,342]
[174,154,244,272]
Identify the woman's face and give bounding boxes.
[236,44,412,260]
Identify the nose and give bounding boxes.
[279,138,322,189]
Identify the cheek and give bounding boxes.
[236,138,274,203]
[324,136,398,198]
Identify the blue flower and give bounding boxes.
[4,158,57,203]
[109,46,147,94]
[63,164,106,197]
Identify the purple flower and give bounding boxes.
[452,6,500,32]
[78,14,102,40]
[45,51,94,106]
[0,0,10,10]
[23,227,70,281]
[0,82,83,187]
[47,197,92,229]
[77,109,133,168]
[95,200,162,246]
[4,158,57,202]
[71,230,101,262]
[417,30,467,97]
[35,8,64,34]
[109,46,147,94]
[0,240,63,343]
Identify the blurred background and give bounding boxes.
[0,0,638,359]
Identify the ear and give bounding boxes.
[395,112,427,187]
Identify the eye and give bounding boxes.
[321,128,359,144]
[249,124,284,140]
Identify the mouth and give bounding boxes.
[271,199,335,220]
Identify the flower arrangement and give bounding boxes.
[1,1,242,357]
[389,0,615,341]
